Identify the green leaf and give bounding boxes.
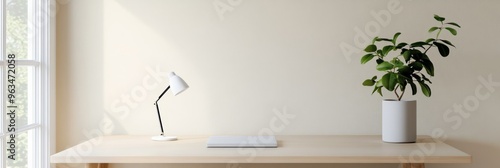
[445,27,457,36]
[364,44,377,52]
[402,50,411,62]
[382,45,394,56]
[410,41,429,48]
[392,32,401,44]
[421,59,435,76]
[421,53,430,60]
[421,74,433,84]
[425,38,435,43]
[372,82,383,96]
[412,74,422,82]
[381,72,398,91]
[398,75,407,91]
[371,86,384,97]
[371,86,379,95]
[398,66,412,76]
[434,14,445,22]
[398,73,411,81]
[440,39,455,47]
[446,22,461,28]
[372,36,379,44]
[376,61,394,71]
[419,81,432,97]
[361,54,375,64]
[434,42,450,57]
[408,80,417,95]
[400,83,406,92]
[376,38,393,42]
[409,81,417,95]
[363,79,375,86]
[409,62,423,71]
[411,49,424,60]
[376,58,384,64]
[428,27,440,33]
[396,42,408,49]
[391,58,404,68]
[371,76,377,80]
[376,79,383,87]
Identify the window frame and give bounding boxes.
[0,0,54,167]
[1,0,6,165]
[0,0,5,164]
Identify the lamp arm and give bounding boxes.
[156,85,171,102]
[154,85,170,136]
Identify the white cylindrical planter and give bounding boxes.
[382,99,416,143]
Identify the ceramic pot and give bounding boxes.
[382,99,416,143]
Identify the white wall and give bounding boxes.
[56,0,500,168]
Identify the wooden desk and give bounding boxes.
[51,135,471,168]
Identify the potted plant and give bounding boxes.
[360,15,460,143]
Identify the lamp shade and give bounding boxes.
[168,72,189,95]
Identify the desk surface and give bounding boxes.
[51,135,471,164]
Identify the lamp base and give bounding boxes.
[151,135,178,141]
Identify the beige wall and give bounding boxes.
[55,0,500,168]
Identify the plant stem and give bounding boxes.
[424,24,444,54]
[435,25,443,39]
[399,89,405,101]
[394,85,400,100]
[394,85,405,101]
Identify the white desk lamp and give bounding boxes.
[152,72,189,141]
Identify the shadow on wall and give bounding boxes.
[56,0,129,150]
